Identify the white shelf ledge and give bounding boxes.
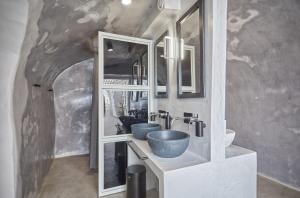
[225,144,256,159]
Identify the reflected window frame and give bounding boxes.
[154,31,169,98]
[176,0,205,98]
[181,45,196,93]
[140,50,148,86]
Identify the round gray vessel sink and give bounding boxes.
[147,130,190,158]
[131,123,161,140]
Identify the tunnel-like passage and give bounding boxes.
[8,1,160,197]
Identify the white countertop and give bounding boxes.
[128,137,209,173]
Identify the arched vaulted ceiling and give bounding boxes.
[25,0,160,86]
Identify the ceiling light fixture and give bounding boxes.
[122,0,131,6]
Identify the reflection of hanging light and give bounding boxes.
[106,40,113,52]
[122,0,131,5]
[180,39,185,60]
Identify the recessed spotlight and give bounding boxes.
[122,0,131,6]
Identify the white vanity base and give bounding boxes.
[128,138,257,198]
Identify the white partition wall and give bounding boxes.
[208,0,227,161]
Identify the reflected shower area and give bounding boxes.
[103,90,149,137]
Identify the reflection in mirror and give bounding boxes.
[141,51,148,86]
[104,38,148,86]
[154,31,169,98]
[103,90,148,136]
[104,141,127,189]
[177,1,204,98]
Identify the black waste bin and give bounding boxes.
[126,165,146,198]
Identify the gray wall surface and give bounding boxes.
[53,59,94,157]
[19,87,56,198]
[0,1,28,197]
[226,0,300,189]
[23,0,160,87]
[13,0,56,198]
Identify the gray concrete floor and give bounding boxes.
[38,155,300,198]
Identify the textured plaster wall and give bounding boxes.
[24,0,159,86]
[0,1,28,197]
[13,0,56,198]
[19,87,56,198]
[10,1,160,197]
[53,59,94,157]
[226,0,300,189]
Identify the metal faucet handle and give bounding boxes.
[189,117,199,123]
[189,116,206,123]
[149,112,159,121]
[189,118,206,127]
[158,111,169,118]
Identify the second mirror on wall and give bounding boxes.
[154,1,205,99]
[177,0,205,98]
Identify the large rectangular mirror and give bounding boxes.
[103,38,148,86]
[177,0,205,98]
[99,32,152,196]
[154,31,169,98]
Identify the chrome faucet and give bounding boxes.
[149,110,172,129]
[149,112,159,121]
[171,115,206,137]
[159,110,172,130]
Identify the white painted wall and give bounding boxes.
[0,0,28,197]
[133,1,257,197]
[148,0,227,162]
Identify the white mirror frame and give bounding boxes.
[98,31,153,196]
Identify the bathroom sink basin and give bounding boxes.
[147,130,190,158]
[131,123,161,140]
[225,129,236,147]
